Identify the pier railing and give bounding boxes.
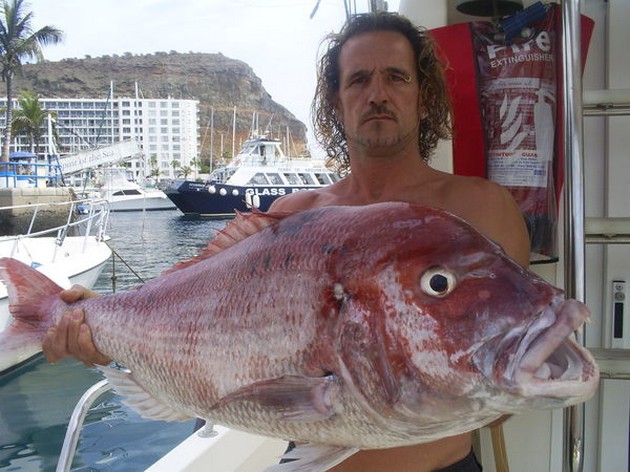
[0,161,63,189]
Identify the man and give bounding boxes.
[44,12,530,472]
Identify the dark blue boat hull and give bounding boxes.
[164,180,315,218]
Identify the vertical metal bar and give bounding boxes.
[56,380,112,472]
[561,0,586,471]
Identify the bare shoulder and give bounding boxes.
[437,175,531,266]
[268,187,333,212]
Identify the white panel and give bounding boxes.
[598,380,630,472]
[398,0,448,28]
[597,1,630,472]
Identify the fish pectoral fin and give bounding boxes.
[100,365,193,422]
[265,443,359,471]
[213,374,339,422]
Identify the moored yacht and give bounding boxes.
[165,136,339,218]
[78,167,177,212]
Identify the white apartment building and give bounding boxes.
[0,96,200,180]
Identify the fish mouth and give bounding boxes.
[473,296,599,402]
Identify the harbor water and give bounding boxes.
[0,211,230,471]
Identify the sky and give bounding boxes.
[27,0,400,154]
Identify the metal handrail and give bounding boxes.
[0,198,110,243]
[561,1,587,471]
[0,161,63,188]
[56,380,113,472]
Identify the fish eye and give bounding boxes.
[420,267,456,298]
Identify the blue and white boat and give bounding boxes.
[165,136,339,218]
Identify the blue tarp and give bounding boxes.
[9,151,37,160]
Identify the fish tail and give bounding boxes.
[0,257,65,365]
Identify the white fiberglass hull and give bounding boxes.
[0,235,112,373]
[108,191,177,212]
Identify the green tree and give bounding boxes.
[177,165,192,178]
[0,0,63,161]
[170,159,180,178]
[11,89,53,153]
[189,157,200,179]
[148,155,161,180]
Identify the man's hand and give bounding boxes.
[42,285,111,367]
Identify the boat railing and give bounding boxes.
[56,379,113,472]
[0,197,110,258]
[0,161,63,188]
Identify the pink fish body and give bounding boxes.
[0,202,599,470]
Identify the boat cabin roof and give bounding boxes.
[232,137,287,166]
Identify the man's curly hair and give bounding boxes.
[312,12,452,175]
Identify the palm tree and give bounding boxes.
[0,0,63,161]
[148,155,161,180]
[170,159,181,178]
[189,157,199,179]
[177,165,192,179]
[11,89,53,154]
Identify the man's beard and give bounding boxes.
[346,119,420,153]
[344,103,420,153]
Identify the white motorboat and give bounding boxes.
[0,196,112,374]
[83,167,177,212]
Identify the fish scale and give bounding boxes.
[0,202,599,470]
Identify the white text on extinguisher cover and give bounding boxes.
[487,31,553,68]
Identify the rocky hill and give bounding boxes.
[15,52,309,160]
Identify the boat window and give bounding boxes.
[283,173,301,185]
[112,189,143,196]
[314,173,332,185]
[297,173,316,185]
[248,173,270,185]
[208,167,236,183]
[266,173,284,185]
[329,173,341,183]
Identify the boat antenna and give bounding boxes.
[264,114,274,139]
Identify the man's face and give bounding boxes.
[335,30,422,156]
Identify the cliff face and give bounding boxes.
[15,51,309,159]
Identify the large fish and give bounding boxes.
[0,202,599,471]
